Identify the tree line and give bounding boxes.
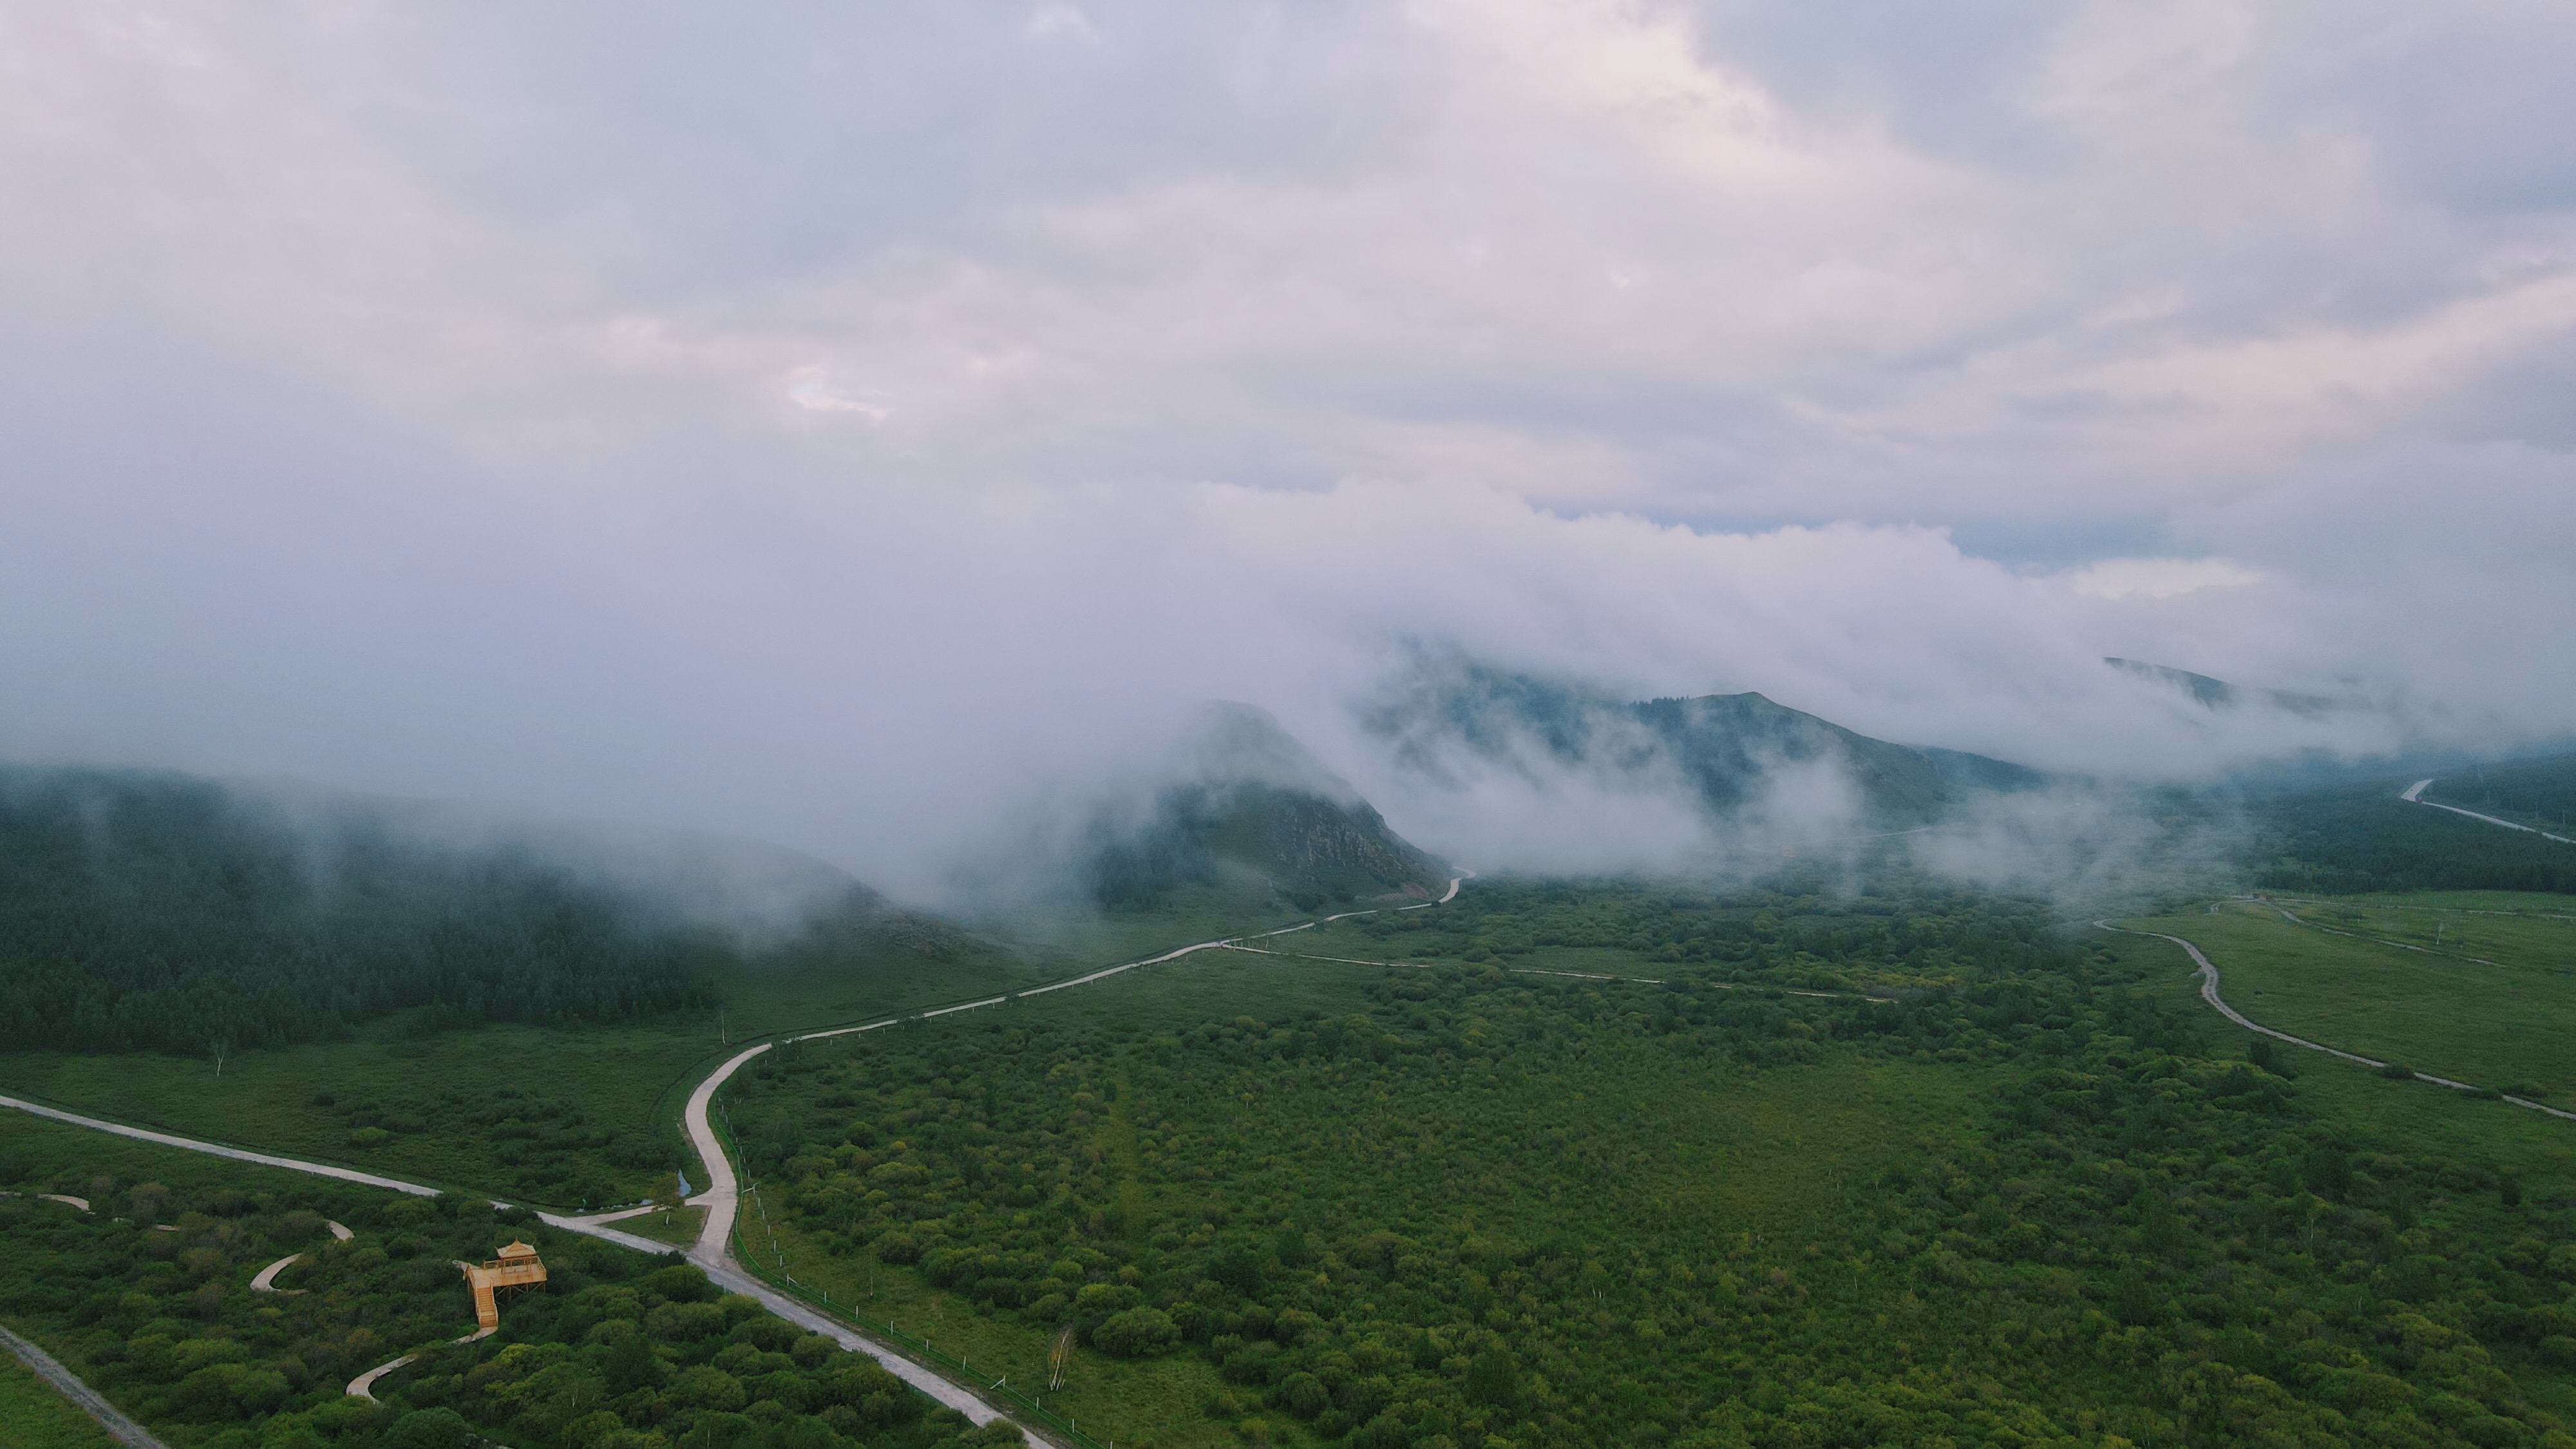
[0,767,717,1056]
[2252,784,2576,895]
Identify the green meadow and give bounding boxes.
[0,932,1070,1210]
[0,1347,126,1449]
[2116,895,2576,1107]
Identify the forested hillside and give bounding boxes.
[2252,784,2576,895]
[0,768,720,1056]
[1082,705,1446,911]
[1086,783,1444,912]
[2425,755,2576,835]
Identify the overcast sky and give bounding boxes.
[3,2,2571,889]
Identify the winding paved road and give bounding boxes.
[669,872,1475,1441]
[2095,918,2576,1122]
[0,1095,438,1196]
[0,872,1475,1448]
[2403,777,2576,844]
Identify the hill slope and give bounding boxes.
[0,766,974,1055]
[1084,703,1446,909]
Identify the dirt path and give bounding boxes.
[2095,919,2576,1122]
[0,1321,169,1449]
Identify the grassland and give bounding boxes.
[622,1203,708,1245]
[2304,888,2576,916]
[0,928,1077,1209]
[701,873,2576,1449]
[2116,894,2576,1106]
[2094,914,2576,1183]
[0,886,1338,1211]
[0,1348,124,1449]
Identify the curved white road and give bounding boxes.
[249,1253,305,1294]
[670,873,1475,1442]
[0,873,1475,1449]
[0,1095,439,1196]
[2403,777,2576,844]
[2096,918,2576,1122]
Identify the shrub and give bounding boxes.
[671,1364,748,1412]
[384,1407,472,1449]
[1090,1307,1178,1357]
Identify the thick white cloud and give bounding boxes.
[0,0,2570,889]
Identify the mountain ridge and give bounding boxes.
[1365,661,2044,832]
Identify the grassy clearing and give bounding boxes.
[2117,898,2576,1105]
[2257,892,2576,959]
[2096,921,2576,1189]
[0,1023,712,1208]
[620,1204,708,1246]
[2270,889,2576,918]
[0,926,1087,1209]
[965,883,1320,979]
[0,1105,395,1207]
[0,1347,124,1449]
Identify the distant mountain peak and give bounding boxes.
[2105,657,2340,715]
[1177,700,1363,805]
[1365,659,2042,832]
[1081,702,1443,910]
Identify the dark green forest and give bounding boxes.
[2251,786,2576,896]
[1312,873,2034,989]
[0,768,719,1056]
[723,886,2576,1449]
[2425,757,2576,835]
[0,1175,1019,1449]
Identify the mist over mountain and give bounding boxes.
[1079,703,1446,911]
[0,764,985,1055]
[2105,658,2347,719]
[1363,659,2044,840]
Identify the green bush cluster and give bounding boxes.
[727,885,2576,1448]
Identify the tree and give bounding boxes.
[385,1407,472,1449]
